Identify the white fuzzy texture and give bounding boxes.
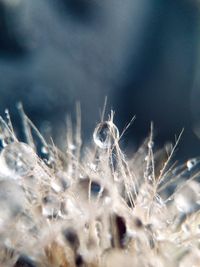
[0,108,199,267]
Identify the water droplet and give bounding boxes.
[104,196,112,205]
[41,146,48,154]
[69,143,76,151]
[148,140,154,149]
[154,194,164,206]
[91,181,101,196]
[0,142,37,178]
[93,121,119,149]
[51,181,62,193]
[186,158,198,171]
[1,139,8,148]
[89,163,97,171]
[174,185,197,213]
[42,195,60,219]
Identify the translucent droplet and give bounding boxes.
[1,139,8,148]
[42,195,60,219]
[56,171,70,190]
[104,196,112,205]
[0,142,37,178]
[93,121,119,149]
[91,181,101,196]
[51,180,62,193]
[174,183,198,213]
[0,117,14,147]
[186,158,198,171]
[148,140,154,149]
[89,163,97,172]
[69,143,76,151]
[41,145,48,154]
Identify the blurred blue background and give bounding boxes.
[0,0,200,160]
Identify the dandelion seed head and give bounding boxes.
[0,108,198,266]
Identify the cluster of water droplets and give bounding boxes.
[0,108,200,267]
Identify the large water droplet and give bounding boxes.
[93,121,119,149]
[174,182,199,213]
[41,145,48,154]
[42,195,60,219]
[0,142,37,178]
[186,158,198,171]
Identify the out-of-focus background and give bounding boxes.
[0,0,200,160]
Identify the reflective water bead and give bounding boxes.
[0,180,26,224]
[0,117,15,147]
[42,195,60,219]
[148,140,154,149]
[41,145,48,154]
[0,142,37,178]
[91,181,101,196]
[93,121,119,149]
[186,158,198,171]
[174,182,199,213]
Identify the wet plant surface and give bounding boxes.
[0,109,200,267]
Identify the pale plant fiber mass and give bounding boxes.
[0,106,199,267]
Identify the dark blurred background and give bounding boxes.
[0,0,200,160]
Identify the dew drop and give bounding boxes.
[42,195,60,219]
[93,121,119,149]
[148,140,154,149]
[0,142,37,178]
[0,117,14,147]
[174,185,197,213]
[41,146,48,154]
[186,158,198,171]
[1,139,9,148]
[51,180,62,193]
[91,181,101,196]
[88,163,97,171]
[104,196,112,205]
[69,143,76,151]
